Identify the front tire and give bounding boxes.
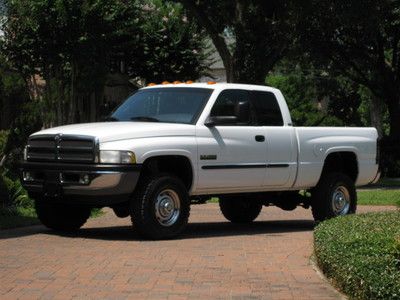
[35,199,91,231]
[219,196,262,223]
[130,175,190,240]
[311,172,357,222]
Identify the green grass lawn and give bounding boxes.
[90,208,105,218]
[209,188,400,206]
[358,189,400,206]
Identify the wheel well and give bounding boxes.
[141,155,193,190]
[320,152,358,182]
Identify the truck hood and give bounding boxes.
[32,122,196,143]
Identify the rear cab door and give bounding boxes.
[250,90,297,187]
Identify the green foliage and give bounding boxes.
[0,206,39,229]
[130,0,210,82]
[266,72,343,126]
[178,0,297,83]
[358,190,400,206]
[314,211,400,299]
[0,44,31,130]
[2,0,209,124]
[357,86,390,136]
[90,208,104,218]
[0,100,42,178]
[266,58,369,127]
[0,171,32,208]
[0,130,8,158]
[296,0,400,139]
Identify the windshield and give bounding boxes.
[110,87,213,124]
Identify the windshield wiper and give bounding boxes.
[130,116,160,122]
[105,116,119,122]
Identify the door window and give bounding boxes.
[251,91,283,126]
[210,89,251,125]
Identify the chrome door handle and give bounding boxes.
[255,135,265,142]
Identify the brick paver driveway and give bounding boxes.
[0,205,394,299]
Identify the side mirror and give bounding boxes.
[205,99,250,127]
[205,116,238,127]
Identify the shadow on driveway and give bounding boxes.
[0,219,314,241]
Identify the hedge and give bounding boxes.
[314,211,400,299]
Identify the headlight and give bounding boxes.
[99,150,136,164]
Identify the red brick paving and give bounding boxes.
[0,204,395,299]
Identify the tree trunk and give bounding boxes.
[225,59,234,83]
[45,70,55,128]
[56,78,62,126]
[388,99,400,139]
[370,95,383,137]
[68,60,77,124]
[180,0,234,82]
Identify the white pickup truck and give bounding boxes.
[21,83,380,239]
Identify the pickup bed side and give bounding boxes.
[293,127,379,188]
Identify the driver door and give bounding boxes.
[196,89,267,192]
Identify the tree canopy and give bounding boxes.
[296,0,400,139]
[2,0,209,124]
[1,0,399,175]
[177,0,295,84]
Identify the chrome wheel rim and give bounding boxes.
[332,185,350,215]
[154,189,180,227]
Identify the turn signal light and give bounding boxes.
[147,80,208,85]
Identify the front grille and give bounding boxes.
[27,134,97,163]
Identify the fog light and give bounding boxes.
[23,171,34,182]
[79,174,90,185]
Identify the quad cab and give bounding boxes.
[21,83,380,239]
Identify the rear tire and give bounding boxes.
[311,172,357,223]
[219,196,262,223]
[35,199,91,231]
[130,175,190,240]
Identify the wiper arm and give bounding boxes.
[130,116,160,122]
[105,116,119,122]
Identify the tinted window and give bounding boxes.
[111,88,212,124]
[251,91,283,126]
[210,89,250,125]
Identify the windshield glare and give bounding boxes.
[110,88,213,124]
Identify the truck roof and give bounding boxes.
[140,82,292,127]
[141,82,280,93]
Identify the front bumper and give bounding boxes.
[20,162,142,206]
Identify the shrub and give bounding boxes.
[0,171,32,208]
[0,130,8,158]
[314,211,400,300]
